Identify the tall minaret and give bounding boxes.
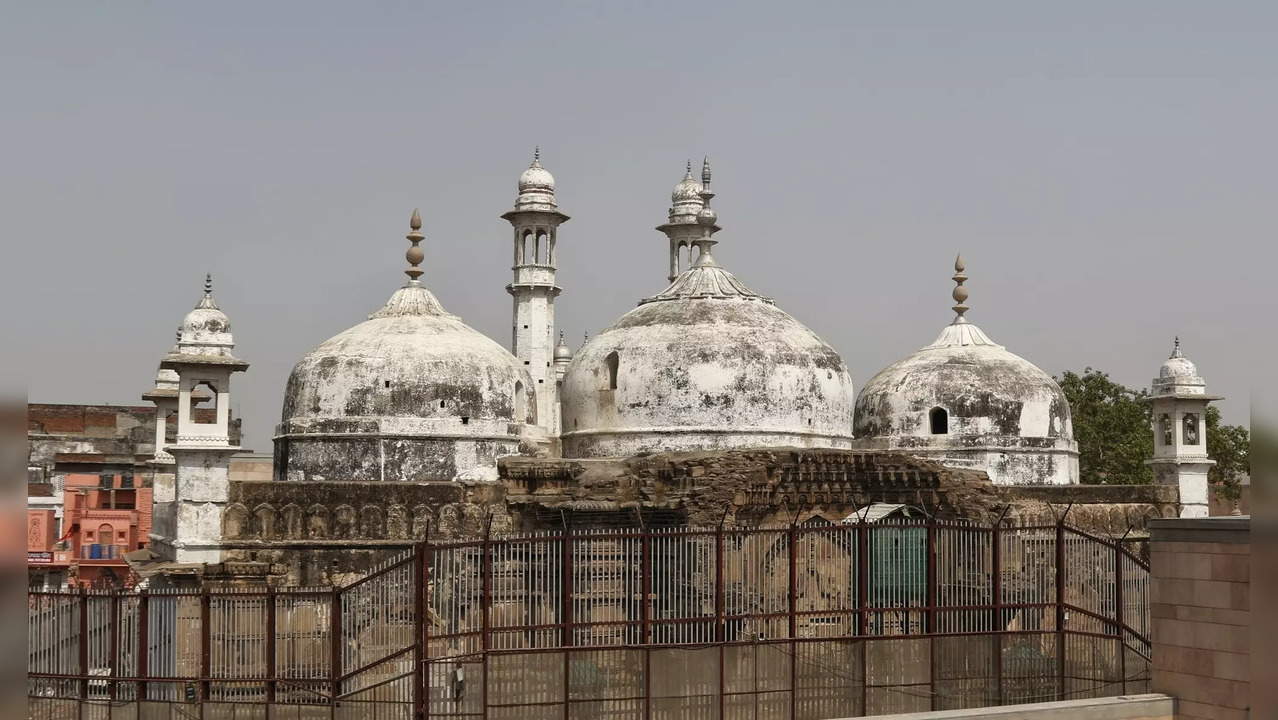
[657,159,720,281]
[503,149,568,430]
[1142,338,1221,518]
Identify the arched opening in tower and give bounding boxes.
[605,352,619,390]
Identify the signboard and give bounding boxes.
[28,552,52,564]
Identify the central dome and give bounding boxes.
[275,214,536,482]
[560,162,853,458]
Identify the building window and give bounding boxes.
[605,352,619,390]
[1160,414,1172,447]
[930,407,948,435]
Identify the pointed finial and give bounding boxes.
[532,146,541,167]
[405,209,425,282]
[175,326,182,344]
[582,331,589,345]
[701,156,711,188]
[685,159,693,177]
[559,330,565,343]
[1170,336,1184,358]
[204,273,213,296]
[951,253,969,322]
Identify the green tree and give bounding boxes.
[1055,369,1153,485]
[1205,406,1249,501]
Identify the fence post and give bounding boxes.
[716,522,726,720]
[991,523,1003,707]
[265,586,276,706]
[78,588,88,708]
[789,521,798,720]
[640,524,651,720]
[481,521,491,720]
[109,592,120,701]
[200,590,211,706]
[330,587,341,713]
[927,522,937,711]
[414,535,428,720]
[562,524,573,720]
[1115,542,1126,695]
[138,589,149,702]
[1055,520,1067,702]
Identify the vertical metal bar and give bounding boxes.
[200,591,211,705]
[927,523,937,711]
[108,592,120,701]
[1115,543,1126,695]
[137,590,149,702]
[717,525,726,720]
[991,525,1003,706]
[641,527,652,720]
[78,588,88,712]
[789,523,798,720]
[330,587,341,713]
[1055,522,1066,702]
[481,527,491,720]
[414,539,427,720]
[858,521,869,637]
[562,527,573,720]
[265,586,277,705]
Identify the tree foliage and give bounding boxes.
[1056,369,1152,485]
[1056,368,1250,498]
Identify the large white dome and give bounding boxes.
[560,253,854,458]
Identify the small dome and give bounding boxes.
[175,274,235,356]
[1159,343,1198,379]
[553,332,574,363]
[671,163,702,204]
[519,162,555,194]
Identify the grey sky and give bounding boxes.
[5,2,1267,451]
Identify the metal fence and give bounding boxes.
[29,519,1151,719]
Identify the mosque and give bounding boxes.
[136,152,1217,583]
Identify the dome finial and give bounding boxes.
[405,209,425,282]
[1170,336,1184,358]
[532,146,541,167]
[701,156,711,188]
[685,159,693,177]
[950,253,969,323]
[204,272,213,296]
[692,157,719,266]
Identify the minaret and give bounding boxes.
[503,149,568,431]
[153,274,249,564]
[1142,338,1221,518]
[551,331,574,435]
[657,160,716,281]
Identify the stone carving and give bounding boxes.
[307,505,329,539]
[280,504,303,540]
[360,505,384,539]
[411,505,433,539]
[387,505,408,539]
[223,503,249,538]
[334,505,357,539]
[253,504,277,539]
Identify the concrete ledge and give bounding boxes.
[829,694,1175,720]
[1149,516,1250,544]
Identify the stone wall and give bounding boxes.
[1148,517,1250,720]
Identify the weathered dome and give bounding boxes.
[275,214,537,482]
[561,166,853,458]
[512,148,558,213]
[1159,344,1198,379]
[671,162,703,205]
[281,284,534,427]
[852,257,1077,485]
[854,322,1073,441]
[178,274,234,355]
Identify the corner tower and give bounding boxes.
[502,149,569,430]
[1141,339,1221,518]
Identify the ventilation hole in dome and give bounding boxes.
[605,351,619,390]
[384,380,390,389]
[461,417,469,425]
[439,401,445,409]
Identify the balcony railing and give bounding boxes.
[78,544,128,561]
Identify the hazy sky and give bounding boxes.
[4,2,1268,451]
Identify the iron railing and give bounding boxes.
[28,518,1151,719]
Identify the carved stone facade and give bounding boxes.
[214,448,1180,587]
